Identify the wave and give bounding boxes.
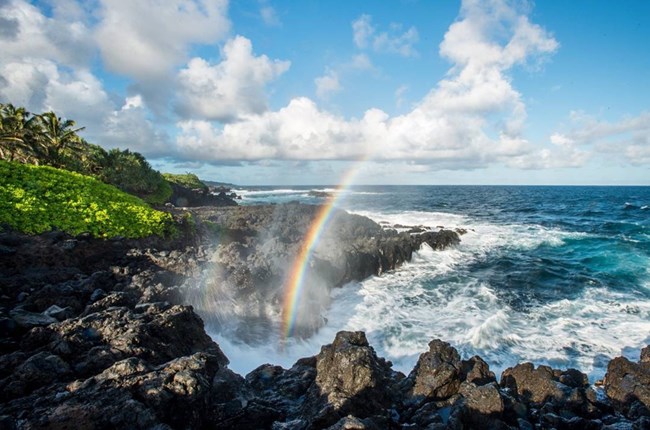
[207,206,650,382]
[236,188,307,196]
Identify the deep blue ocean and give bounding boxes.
[213,186,650,380]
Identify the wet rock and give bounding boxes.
[89,288,106,302]
[641,346,650,364]
[304,331,396,428]
[501,362,602,425]
[43,304,73,321]
[462,355,497,385]
[460,381,504,416]
[501,363,571,404]
[1,352,70,398]
[605,354,650,411]
[9,308,57,328]
[417,229,461,251]
[408,339,463,400]
[324,415,381,429]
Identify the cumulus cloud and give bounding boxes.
[550,111,650,165]
[100,96,172,156]
[176,0,558,170]
[95,0,230,80]
[0,0,93,67]
[176,36,290,122]
[352,14,419,57]
[314,69,342,99]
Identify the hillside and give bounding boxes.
[0,160,174,239]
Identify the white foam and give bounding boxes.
[236,188,306,196]
[208,207,650,382]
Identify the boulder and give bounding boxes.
[9,308,57,329]
[407,339,464,400]
[605,354,650,412]
[304,331,396,428]
[417,230,461,251]
[501,363,600,422]
[501,363,571,404]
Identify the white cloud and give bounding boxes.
[0,58,112,125]
[550,133,574,146]
[352,14,419,57]
[352,14,374,49]
[314,69,342,99]
[349,54,374,71]
[177,0,558,170]
[395,85,408,108]
[95,0,230,80]
[550,111,650,165]
[176,36,290,122]
[0,0,93,67]
[101,96,172,156]
[260,5,281,27]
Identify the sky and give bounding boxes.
[1,0,649,185]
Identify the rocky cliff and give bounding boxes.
[0,204,648,429]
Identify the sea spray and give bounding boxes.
[190,185,650,382]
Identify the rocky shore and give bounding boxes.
[0,204,648,429]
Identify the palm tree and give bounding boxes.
[34,111,85,167]
[0,103,37,162]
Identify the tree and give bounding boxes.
[33,111,85,167]
[0,103,39,162]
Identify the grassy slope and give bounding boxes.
[0,160,174,238]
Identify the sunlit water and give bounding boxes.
[208,186,650,381]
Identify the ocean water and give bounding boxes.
[211,186,650,381]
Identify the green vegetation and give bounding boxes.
[98,149,172,204]
[0,160,174,238]
[163,172,208,192]
[0,103,171,204]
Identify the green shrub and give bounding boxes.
[0,160,175,238]
[98,149,172,204]
[163,172,208,192]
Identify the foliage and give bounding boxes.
[0,104,42,164]
[0,160,175,238]
[32,111,86,168]
[98,149,172,204]
[0,103,173,205]
[163,173,209,192]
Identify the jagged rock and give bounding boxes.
[9,308,57,328]
[501,363,572,404]
[304,331,396,428]
[408,339,463,400]
[418,230,461,250]
[462,355,496,385]
[605,353,650,411]
[43,304,73,321]
[0,352,71,399]
[459,381,504,416]
[324,415,381,430]
[501,362,601,423]
[641,346,650,363]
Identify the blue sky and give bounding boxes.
[1,0,649,185]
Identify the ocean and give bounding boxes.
[210,185,650,381]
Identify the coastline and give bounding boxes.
[0,203,648,428]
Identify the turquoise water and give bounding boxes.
[219,186,650,379]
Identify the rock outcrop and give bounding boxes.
[167,182,238,207]
[181,204,462,338]
[1,203,648,429]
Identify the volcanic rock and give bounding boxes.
[303,331,397,428]
[605,352,650,414]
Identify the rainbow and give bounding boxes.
[281,165,363,339]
